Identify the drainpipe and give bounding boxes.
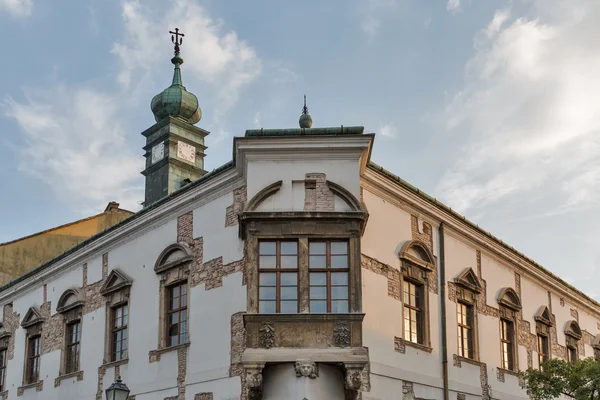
[439,222,449,400]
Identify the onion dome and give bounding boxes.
[151,46,201,124]
[299,95,313,128]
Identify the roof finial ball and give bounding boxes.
[299,94,313,128]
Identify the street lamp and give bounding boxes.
[105,376,130,400]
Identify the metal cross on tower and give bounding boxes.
[169,28,185,55]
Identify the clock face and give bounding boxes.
[177,141,196,164]
[151,142,164,164]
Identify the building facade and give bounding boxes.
[0,41,599,400]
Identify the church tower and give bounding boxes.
[141,28,208,206]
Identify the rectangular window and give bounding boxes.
[26,335,40,384]
[537,334,549,369]
[457,302,474,359]
[403,280,423,344]
[500,319,514,370]
[65,321,81,373]
[309,241,349,313]
[111,304,129,361]
[258,241,298,314]
[0,348,6,391]
[167,282,188,347]
[567,345,578,364]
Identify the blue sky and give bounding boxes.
[1,0,600,300]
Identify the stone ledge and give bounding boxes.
[101,358,129,369]
[453,354,484,368]
[17,380,43,396]
[54,370,84,387]
[394,337,433,354]
[242,346,369,364]
[497,367,519,377]
[149,342,190,363]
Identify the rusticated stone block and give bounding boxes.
[225,186,247,227]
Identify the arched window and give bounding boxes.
[564,320,582,363]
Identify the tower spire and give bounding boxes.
[299,94,313,128]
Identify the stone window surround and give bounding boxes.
[19,307,45,393]
[100,269,133,366]
[153,243,193,355]
[453,268,482,362]
[55,288,85,380]
[0,327,9,393]
[564,320,582,362]
[593,335,600,361]
[534,305,552,368]
[399,240,435,350]
[497,287,522,372]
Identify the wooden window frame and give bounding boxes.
[110,303,128,362]
[100,269,132,364]
[166,281,188,347]
[537,333,549,369]
[500,318,515,371]
[403,280,424,345]
[457,301,474,359]
[65,320,81,374]
[25,334,40,385]
[0,347,6,391]
[308,240,350,314]
[258,240,299,314]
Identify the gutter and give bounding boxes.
[439,222,449,400]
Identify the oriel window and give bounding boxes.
[457,302,474,359]
[500,319,514,370]
[111,304,128,361]
[309,241,349,313]
[167,282,188,346]
[65,321,81,373]
[258,241,298,313]
[403,280,423,344]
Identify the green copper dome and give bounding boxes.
[151,55,201,124]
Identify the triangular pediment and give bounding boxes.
[534,306,553,326]
[100,269,133,296]
[21,307,45,328]
[497,288,522,310]
[454,268,482,293]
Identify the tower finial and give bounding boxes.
[299,94,313,128]
[169,27,185,56]
[302,94,309,115]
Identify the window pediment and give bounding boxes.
[534,306,553,326]
[564,320,582,340]
[497,288,522,311]
[399,240,434,271]
[56,288,85,314]
[21,307,45,328]
[454,268,482,294]
[154,243,193,274]
[593,334,600,350]
[100,269,133,296]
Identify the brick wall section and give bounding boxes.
[410,215,438,294]
[102,253,108,280]
[550,315,566,358]
[40,302,63,355]
[475,250,498,318]
[304,173,334,211]
[225,186,247,227]
[229,312,245,378]
[95,365,106,400]
[43,284,47,303]
[361,255,400,301]
[177,346,188,400]
[177,212,194,244]
[2,305,19,361]
[517,319,536,354]
[570,308,579,321]
[195,393,214,400]
[198,257,245,290]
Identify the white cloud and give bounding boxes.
[439,1,600,215]
[361,0,397,39]
[253,111,261,128]
[446,0,460,14]
[380,123,397,138]
[362,16,381,39]
[0,0,32,17]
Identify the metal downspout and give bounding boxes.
[439,222,450,400]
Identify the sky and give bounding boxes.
[1,0,599,300]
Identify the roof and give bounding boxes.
[245,126,364,137]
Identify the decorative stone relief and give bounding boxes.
[229,312,246,378]
[402,381,415,400]
[457,394,466,400]
[194,394,213,400]
[295,360,319,379]
[343,363,366,400]
[496,368,505,383]
[245,368,264,400]
[334,321,350,347]
[259,321,275,349]
[394,336,406,354]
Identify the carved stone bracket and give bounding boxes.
[294,360,319,379]
[334,321,351,347]
[259,321,275,349]
[245,363,265,400]
[343,362,366,400]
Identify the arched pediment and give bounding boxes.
[21,306,44,328]
[154,243,193,274]
[100,269,133,296]
[564,320,582,340]
[497,288,522,310]
[399,240,435,270]
[326,180,363,212]
[57,288,85,313]
[534,306,553,326]
[454,267,482,293]
[246,181,283,212]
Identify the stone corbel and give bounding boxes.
[295,360,319,379]
[343,362,366,400]
[244,363,265,400]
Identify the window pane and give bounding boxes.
[259,256,276,269]
[309,242,326,255]
[332,300,348,313]
[331,255,348,269]
[259,241,276,255]
[310,300,327,312]
[281,242,298,255]
[331,242,347,255]
[310,286,327,299]
[332,286,348,300]
[310,256,326,269]
[170,313,179,325]
[281,256,298,269]
[280,301,298,313]
[259,287,276,300]
[281,286,298,300]
[310,273,327,285]
[259,273,276,286]
[280,273,297,285]
[331,272,348,285]
[259,301,276,313]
